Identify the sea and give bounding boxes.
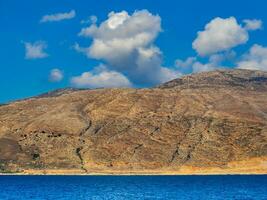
[0,175,266,200]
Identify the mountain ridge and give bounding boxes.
[0,69,266,174]
[158,69,267,90]
[2,69,267,105]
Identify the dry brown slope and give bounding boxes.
[0,69,266,174]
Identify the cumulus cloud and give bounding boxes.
[237,44,267,71]
[71,65,132,88]
[40,10,75,23]
[24,41,48,59]
[49,69,64,82]
[193,17,249,56]
[76,10,180,86]
[243,19,263,30]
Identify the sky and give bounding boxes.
[1,0,267,103]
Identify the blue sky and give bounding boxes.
[1,0,267,103]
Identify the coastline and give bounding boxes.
[1,169,267,176]
[1,156,266,176]
[1,172,267,176]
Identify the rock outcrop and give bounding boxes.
[0,69,266,174]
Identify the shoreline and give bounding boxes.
[1,171,267,176]
[1,173,266,176]
[1,157,266,176]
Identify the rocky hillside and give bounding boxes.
[0,69,266,174]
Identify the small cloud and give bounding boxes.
[175,57,196,69]
[243,19,263,30]
[237,44,267,71]
[40,10,76,23]
[193,17,248,56]
[78,24,98,37]
[49,69,64,82]
[192,54,223,73]
[24,41,48,59]
[175,51,236,73]
[73,43,90,56]
[193,51,236,73]
[71,65,132,88]
[80,15,98,24]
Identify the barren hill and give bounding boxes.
[0,69,266,174]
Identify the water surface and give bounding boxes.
[0,175,266,199]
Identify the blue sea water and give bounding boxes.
[0,175,266,200]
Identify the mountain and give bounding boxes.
[0,69,266,174]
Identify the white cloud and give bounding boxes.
[191,54,222,73]
[175,51,236,73]
[237,44,267,71]
[193,51,236,72]
[107,11,129,29]
[71,65,132,88]
[81,15,98,24]
[175,57,197,69]
[159,67,182,83]
[193,17,248,56]
[76,10,179,86]
[192,62,215,73]
[78,24,98,37]
[49,69,64,82]
[40,10,75,23]
[243,19,263,30]
[24,41,48,59]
